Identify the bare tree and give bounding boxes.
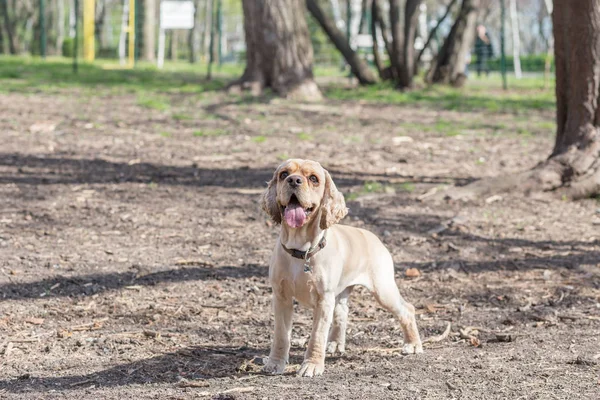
[1,0,18,54]
[426,0,480,86]
[231,0,321,100]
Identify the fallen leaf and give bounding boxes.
[25,318,44,325]
[405,268,421,278]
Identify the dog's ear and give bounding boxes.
[261,169,281,224]
[320,169,348,229]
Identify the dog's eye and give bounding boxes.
[280,171,289,180]
[309,175,319,184]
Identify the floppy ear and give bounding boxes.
[320,169,348,229]
[261,169,281,224]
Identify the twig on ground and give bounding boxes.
[423,322,452,344]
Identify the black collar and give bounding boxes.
[281,232,327,262]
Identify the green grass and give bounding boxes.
[137,96,170,111]
[252,135,267,143]
[0,56,229,95]
[193,129,228,137]
[325,76,555,113]
[159,131,172,138]
[346,180,416,201]
[172,113,193,121]
[297,132,313,141]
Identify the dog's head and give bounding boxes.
[261,159,348,229]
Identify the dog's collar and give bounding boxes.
[280,231,327,273]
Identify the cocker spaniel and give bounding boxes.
[261,159,422,377]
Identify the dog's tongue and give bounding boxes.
[284,203,307,228]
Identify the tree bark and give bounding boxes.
[426,0,479,86]
[389,0,402,81]
[0,0,17,54]
[143,0,156,61]
[371,0,391,59]
[306,0,377,85]
[188,0,200,63]
[398,0,421,88]
[56,0,65,55]
[232,0,321,100]
[370,0,385,78]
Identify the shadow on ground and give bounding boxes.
[0,264,267,302]
[0,344,270,393]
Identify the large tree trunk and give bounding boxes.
[436,0,600,201]
[231,0,321,100]
[539,0,600,198]
[306,0,377,85]
[426,0,479,86]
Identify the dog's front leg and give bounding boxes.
[263,291,293,375]
[298,292,335,377]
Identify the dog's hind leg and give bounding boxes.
[371,264,423,355]
[327,286,353,355]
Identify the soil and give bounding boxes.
[1,84,599,399]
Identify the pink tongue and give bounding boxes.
[284,204,307,228]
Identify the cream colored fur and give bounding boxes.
[261,159,422,377]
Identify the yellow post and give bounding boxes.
[128,0,136,67]
[83,0,95,62]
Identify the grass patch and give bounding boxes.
[0,56,229,95]
[193,129,228,137]
[159,131,172,138]
[137,96,170,111]
[324,77,555,113]
[252,135,267,143]
[172,113,193,121]
[297,132,313,141]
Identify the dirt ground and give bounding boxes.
[1,83,599,399]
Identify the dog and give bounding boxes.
[260,159,422,377]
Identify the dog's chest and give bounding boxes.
[284,262,322,307]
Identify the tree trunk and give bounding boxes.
[389,0,402,81]
[188,0,200,63]
[118,0,128,65]
[56,0,65,55]
[426,0,479,86]
[0,0,17,54]
[231,0,321,100]
[142,0,156,61]
[398,0,421,88]
[371,0,391,61]
[95,0,106,50]
[509,0,522,79]
[370,0,385,78]
[415,0,458,67]
[306,0,377,85]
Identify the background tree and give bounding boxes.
[306,0,377,85]
[426,0,480,86]
[231,0,321,100]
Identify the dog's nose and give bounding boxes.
[287,175,303,187]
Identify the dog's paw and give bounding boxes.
[262,358,286,375]
[401,342,424,355]
[326,341,345,355]
[297,361,324,377]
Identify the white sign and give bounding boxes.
[160,1,195,30]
